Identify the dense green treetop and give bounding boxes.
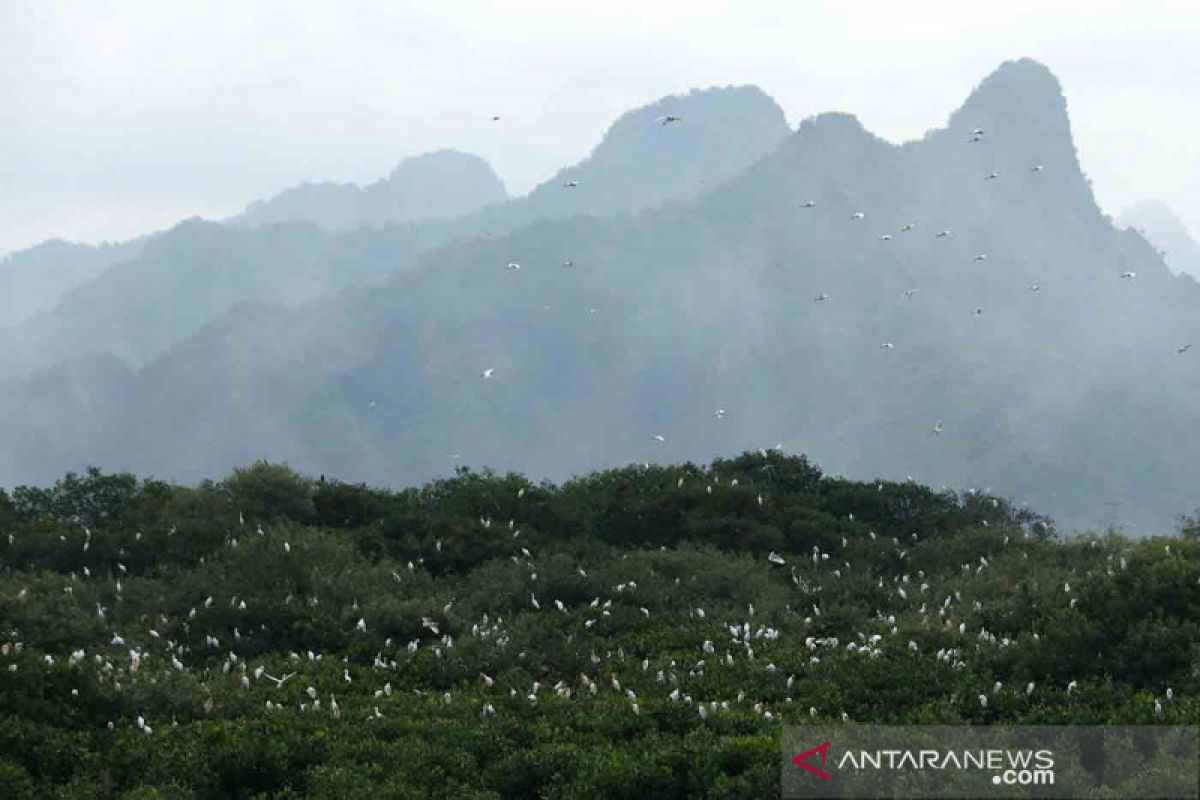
[1,454,1196,798]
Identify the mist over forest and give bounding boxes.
[0,59,1196,536]
[3,36,1200,798]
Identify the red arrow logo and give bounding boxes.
[792,740,833,780]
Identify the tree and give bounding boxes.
[222,461,315,523]
[1180,512,1199,541]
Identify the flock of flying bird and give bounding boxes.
[474,118,1193,452]
[2,473,1183,738]
[2,107,1190,745]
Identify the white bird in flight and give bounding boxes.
[1029,283,1041,292]
[850,212,865,220]
[564,180,579,188]
[936,230,952,238]
[973,254,988,263]
[713,409,726,418]
[657,115,682,125]
[985,172,1000,180]
[814,293,830,302]
[1031,164,1044,172]
[879,234,893,242]
[652,434,666,443]
[879,342,895,349]
[481,368,495,379]
[800,200,816,208]
[506,262,521,271]
[900,222,916,232]
[263,672,297,688]
[1120,271,1137,279]
[932,421,945,435]
[767,552,787,565]
[1178,344,1193,355]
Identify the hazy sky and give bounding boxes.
[2,0,1198,257]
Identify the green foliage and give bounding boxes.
[0,454,1196,797]
[10,467,142,528]
[222,461,315,524]
[1181,511,1200,541]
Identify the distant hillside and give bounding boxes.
[0,238,144,327]
[237,149,509,230]
[0,219,453,377]
[0,86,789,380]
[0,61,1197,535]
[491,84,790,227]
[1118,200,1200,279]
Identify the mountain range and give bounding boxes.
[0,85,788,378]
[0,237,145,327]
[235,149,509,230]
[1118,200,1200,279]
[0,60,1195,535]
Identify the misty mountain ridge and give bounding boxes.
[235,149,509,230]
[237,85,789,233]
[0,59,1196,537]
[0,237,146,327]
[1118,200,1200,279]
[497,85,790,224]
[0,85,789,380]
